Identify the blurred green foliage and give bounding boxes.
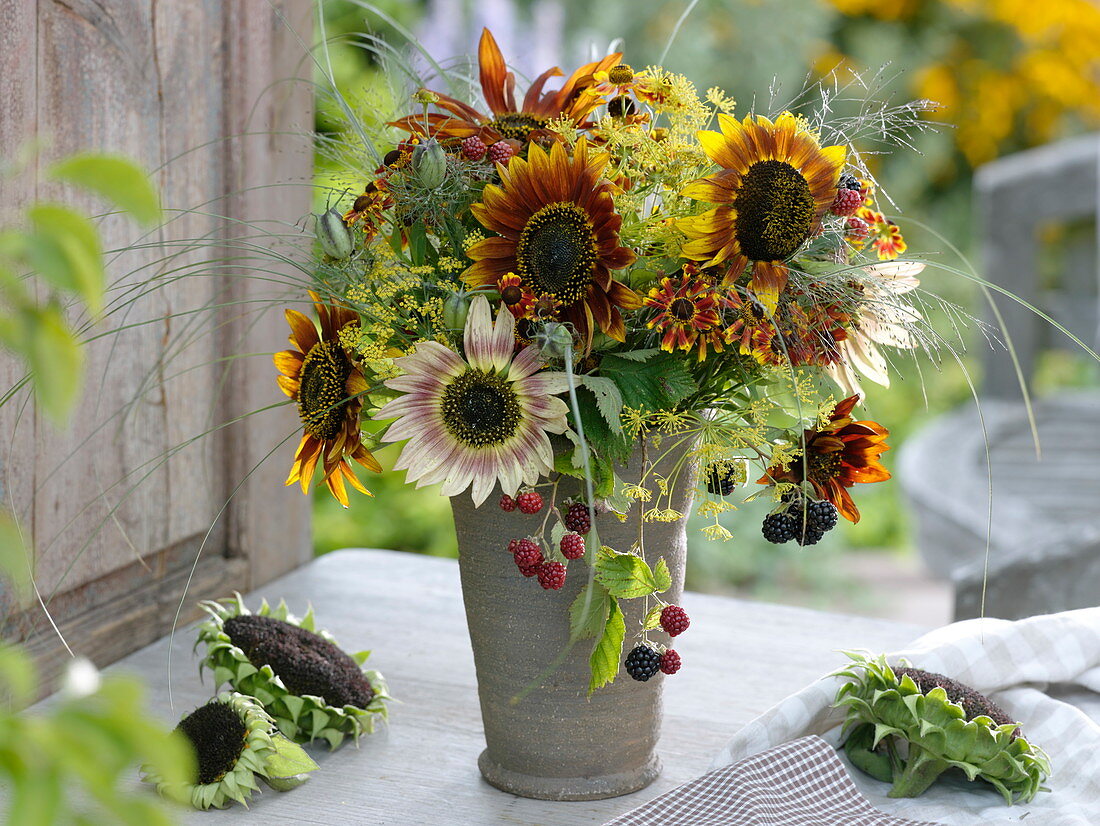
[311,0,1098,590]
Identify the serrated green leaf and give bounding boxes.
[608,348,660,362]
[574,387,631,464]
[598,352,697,412]
[569,582,610,642]
[653,557,672,593]
[595,552,661,599]
[588,598,625,695]
[578,375,623,434]
[643,605,664,631]
[48,154,161,225]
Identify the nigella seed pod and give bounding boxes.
[442,292,470,330]
[412,138,447,190]
[536,322,574,360]
[316,207,353,260]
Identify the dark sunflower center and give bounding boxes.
[298,339,352,441]
[892,667,1018,735]
[807,450,841,480]
[733,159,816,262]
[515,201,598,304]
[224,614,375,709]
[440,369,521,447]
[670,297,696,321]
[489,112,547,142]
[739,298,767,324]
[176,700,248,785]
[501,284,524,306]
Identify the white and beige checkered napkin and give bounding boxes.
[713,606,1100,826]
[605,736,939,826]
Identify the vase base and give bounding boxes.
[477,749,661,801]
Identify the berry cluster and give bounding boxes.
[761,494,839,546]
[624,645,681,681]
[500,491,598,591]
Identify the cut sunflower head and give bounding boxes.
[196,595,391,749]
[759,394,890,523]
[678,112,846,312]
[142,691,319,810]
[373,295,570,506]
[274,291,383,507]
[835,652,1051,804]
[464,137,640,350]
[391,28,620,146]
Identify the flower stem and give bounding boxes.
[888,744,950,798]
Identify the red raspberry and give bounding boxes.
[560,533,585,560]
[660,605,690,637]
[563,502,591,534]
[660,649,681,675]
[536,560,567,590]
[499,494,517,512]
[516,490,543,515]
[845,215,869,241]
[487,140,517,165]
[830,188,862,217]
[461,135,487,161]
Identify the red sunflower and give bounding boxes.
[759,395,891,522]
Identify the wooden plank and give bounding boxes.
[221,0,313,586]
[35,550,925,824]
[0,0,39,620]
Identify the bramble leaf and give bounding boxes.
[588,597,625,695]
[595,551,662,599]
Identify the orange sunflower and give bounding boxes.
[391,29,620,146]
[759,395,890,523]
[678,112,846,312]
[274,293,382,507]
[463,137,640,350]
[644,275,726,361]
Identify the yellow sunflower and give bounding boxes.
[463,137,640,351]
[678,112,846,312]
[274,293,382,507]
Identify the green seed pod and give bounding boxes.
[412,139,447,190]
[442,292,470,331]
[317,207,353,260]
[537,322,574,361]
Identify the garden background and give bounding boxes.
[313,0,1100,620]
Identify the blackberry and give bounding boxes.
[806,499,838,533]
[660,605,690,637]
[704,463,735,496]
[536,560,567,590]
[830,188,862,217]
[795,526,825,546]
[762,512,797,544]
[659,649,682,675]
[839,172,861,191]
[624,644,662,682]
[499,494,517,512]
[513,538,543,572]
[563,502,592,535]
[516,490,544,515]
[560,533,586,560]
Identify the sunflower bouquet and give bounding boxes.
[279,29,935,689]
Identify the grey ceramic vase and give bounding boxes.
[451,435,697,801]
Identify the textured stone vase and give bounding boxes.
[451,436,696,801]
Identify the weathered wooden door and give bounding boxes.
[0,0,314,693]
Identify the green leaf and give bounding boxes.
[608,348,660,362]
[653,557,672,593]
[598,352,697,412]
[26,205,104,313]
[578,375,623,434]
[569,582,610,642]
[588,598,625,695]
[595,552,662,599]
[263,734,319,790]
[574,387,631,465]
[48,154,161,225]
[643,605,664,631]
[25,306,83,424]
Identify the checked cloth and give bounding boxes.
[604,736,937,826]
[713,607,1100,826]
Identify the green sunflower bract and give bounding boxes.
[834,652,1051,804]
[196,594,391,749]
[142,691,319,810]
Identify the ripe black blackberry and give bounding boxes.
[762,512,797,544]
[563,502,592,534]
[794,525,825,546]
[704,463,735,496]
[839,172,861,191]
[624,644,662,682]
[806,499,838,533]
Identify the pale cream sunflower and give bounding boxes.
[373,296,569,505]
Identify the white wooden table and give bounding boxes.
[89,549,926,825]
